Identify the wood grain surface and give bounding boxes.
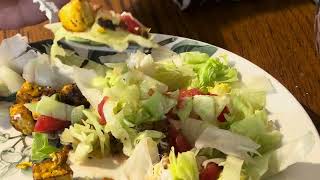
[0,0,319,131]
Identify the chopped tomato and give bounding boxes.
[34,115,70,133]
[200,163,222,180]
[168,123,192,153]
[217,106,230,122]
[179,88,205,100]
[98,96,108,125]
[178,88,216,109]
[120,12,143,35]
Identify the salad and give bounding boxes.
[0,1,315,180]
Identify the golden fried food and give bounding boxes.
[59,84,90,107]
[33,146,73,180]
[16,82,56,104]
[59,0,95,32]
[9,103,35,135]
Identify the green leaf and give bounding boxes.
[168,149,199,180]
[171,39,218,56]
[31,133,58,161]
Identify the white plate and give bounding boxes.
[0,34,319,179]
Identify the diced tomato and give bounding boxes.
[179,88,205,100]
[199,163,222,180]
[98,96,108,125]
[168,123,192,153]
[120,12,143,35]
[217,106,230,122]
[34,115,70,133]
[178,88,216,109]
[175,134,192,152]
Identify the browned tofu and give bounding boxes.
[59,84,90,107]
[16,82,56,104]
[32,146,73,180]
[9,103,35,135]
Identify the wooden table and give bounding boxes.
[0,0,319,131]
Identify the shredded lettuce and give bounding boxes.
[195,125,260,159]
[180,52,238,91]
[73,67,104,109]
[227,89,266,124]
[168,149,199,180]
[141,91,177,123]
[24,95,82,121]
[61,112,110,164]
[83,110,110,156]
[230,110,282,154]
[0,66,24,93]
[244,132,315,180]
[104,112,137,156]
[218,156,244,180]
[31,133,58,161]
[134,130,165,145]
[176,97,193,121]
[193,95,216,122]
[117,138,160,179]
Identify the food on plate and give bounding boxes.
[9,103,35,135]
[58,0,95,32]
[59,84,90,107]
[0,1,315,179]
[16,82,56,104]
[32,146,73,180]
[47,0,157,52]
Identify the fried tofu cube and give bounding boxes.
[32,147,73,180]
[59,0,95,32]
[9,103,35,135]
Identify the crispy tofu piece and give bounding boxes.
[9,103,35,135]
[16,82,56,104]
[32,147,73,180]
[58,0,95,32]
[59,84,90,107]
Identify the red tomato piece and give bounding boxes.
[168,123,192,153]
[200,163,222,180]
[175,134,192,152]
[34,115,70,133]
[179,88,205,100]
[98,96,108,125]
[120,12,143,35]
[217,106,230,122]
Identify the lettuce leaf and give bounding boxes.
[141,91,177,123]
[176,97,193,121]
[180,52,238,91]
[24,95,81,121]
[193,95,216,122]
[117,138,160,180]
[83,110,110,156]
[0,66,24,93]
[218,156,244,180]
[168,149,199,180]
[227,89,266,123]
[60,116,110,164]
[31,133,58,161]
[244,132,315,180]
[195,125,260,159]
[230,110,282,153]
[46,23,157,52]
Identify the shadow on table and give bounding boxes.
[128,0,314,49]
